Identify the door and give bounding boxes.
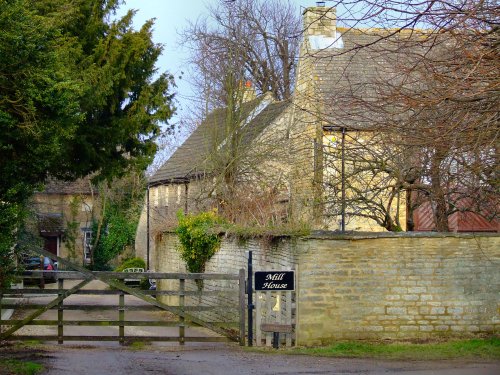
[44,236,59,258]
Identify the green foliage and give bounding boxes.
[0,201,24,289]
[92,173,146,270]
[176,210,224,273]
[0,0,174,276]
[114,257,146,272]
[0,359,43,375]
[286,338,500,360]
[63,196,82,262]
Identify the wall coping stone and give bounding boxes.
[306,231,500,240]
[161,229,499,240]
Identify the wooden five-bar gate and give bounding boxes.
[0,249,246,346]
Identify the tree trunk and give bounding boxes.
[430,150,449,232]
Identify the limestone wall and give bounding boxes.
[156,232,499,345]
[296,233,499,345]
[156,233,297,324]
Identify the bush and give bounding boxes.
[176,210,223,274]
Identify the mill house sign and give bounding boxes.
[254,271,295,291]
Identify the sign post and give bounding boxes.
[254,270,295,348]
[247,251,254,347]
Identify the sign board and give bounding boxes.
[254,271,294,291]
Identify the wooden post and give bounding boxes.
[238,269,245,346]
[265,291,272,347]
[39,256,45,289]
[179,278,185,345]
[285,290,292,347]
[276,291,282,347]
[294,264,299,346]
[58,278,64,344]
[119,292,125,345]
[255,292,262,346]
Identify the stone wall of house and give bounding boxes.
[135,180,208,268]
[156,232,499,345]
[31,193,95,265]
[289,7,337,229]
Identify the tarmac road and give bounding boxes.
[39,343,499,375]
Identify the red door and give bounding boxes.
[44,236,58,257]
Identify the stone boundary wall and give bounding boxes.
[155,232,499,345]
[155,234,296,324]
[297,233,499,345]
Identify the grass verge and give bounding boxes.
[0,359,43,375]
[256,338,500,360]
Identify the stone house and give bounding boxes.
[288,5,498,232]
[135,93,292,263]
[30,177,98,265]
[137,5,497,264]
[287,5,410,231]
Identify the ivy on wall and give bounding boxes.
[64,196,82,262]
[92,211,138,270]
[176,210,223,274]
[91,172,145,270]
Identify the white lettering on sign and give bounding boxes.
[255,271,295,291]
[262,282,288,289]
[265,273,285,281]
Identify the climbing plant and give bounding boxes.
[91,172,146,270]
[64,196,82,262]
[176,210,223,274]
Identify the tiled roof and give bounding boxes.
[309,28,402,129]
[150,96,289,185]
[41,176,94,195]
[37,213,65,235]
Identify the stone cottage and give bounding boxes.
[30,177,98,265]
[135,92,293,263]
[137,5,498,265]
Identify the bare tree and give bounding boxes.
[313,1,499,231]
[181,0,300,112]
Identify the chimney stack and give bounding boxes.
[303,5,336,38]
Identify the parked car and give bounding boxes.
[20,255,58,284]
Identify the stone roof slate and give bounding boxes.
[310,28,400,130]
[41,176,94,195]
[37,213,65,235]
[150,96,289,185]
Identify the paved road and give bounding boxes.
[40,343,499,375]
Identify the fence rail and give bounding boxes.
[1,270,245,345]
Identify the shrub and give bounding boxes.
[175,210,223,274]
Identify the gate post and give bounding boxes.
[238,268,245,346]
[179,278,185,345]
[119,292,125,345]
[247,251,254,347]
[57,278,64,344]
